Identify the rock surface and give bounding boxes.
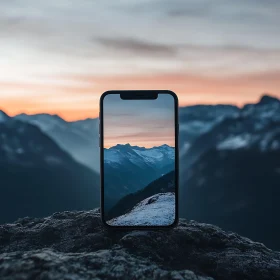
[0,209,279,280]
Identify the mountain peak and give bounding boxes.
[16,113,66,123]
[110,144,173,150]
[110,143,132,150]
[259,94,280,105]
[151,144,173,150]
[0,110,10,122]
[116,143,131,147]
[159,144,171,148]
[38,113,66,123]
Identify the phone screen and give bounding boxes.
[100,91,178,227]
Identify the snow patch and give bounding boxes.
[104,149,122,164]
[133,146,174,165]
[217,135,250,150]
[179,121,213,134]
[180,142,191,157]
[108,192,175,226]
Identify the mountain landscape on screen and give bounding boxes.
[101,92,177,226]
[103,143,175,225]
[0,113,100,224]
[103,144,175,210]
[107,170,175,222]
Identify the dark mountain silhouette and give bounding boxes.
[181,148,280,250]
[0,110,10,122]
[0,117,100,224]
[180,94,280,173]
[179,104,239,154]
[257,94,280,105]
[15,113,99,172]
[106,170,175,219]
[180,94,280,250]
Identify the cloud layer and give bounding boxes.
[0,0,279,120]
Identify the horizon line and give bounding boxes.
[1,92,278,122]
[104,143,175,149]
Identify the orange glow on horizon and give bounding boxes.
[1,71,279,121]
[103,143,176,149]
[103,134,175,149]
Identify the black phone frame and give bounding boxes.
[99,90,179,230]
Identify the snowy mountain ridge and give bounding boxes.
[179,94,280,154]
[104,143,175,168]
[1,93,279,170]
[214,95,280,152]
[0,119,74,167]
[103,144,175,210]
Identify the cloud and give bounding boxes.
[104,131,175,148]
[96,37,177,56]
[2,69,279,121]
[0,0,280,121]
[165,0,213,17]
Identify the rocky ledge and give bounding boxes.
[0,209,279,280]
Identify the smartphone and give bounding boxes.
[100,90,178,229]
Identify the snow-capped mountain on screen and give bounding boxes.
[103,144,175,211]
[104,143,174,168]
[108,192,175,226]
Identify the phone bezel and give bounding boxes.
[99,90,179,229]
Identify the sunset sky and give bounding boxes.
[103,93,175,147]
[0,0,280,121]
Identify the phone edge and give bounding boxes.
[99,90,179,230]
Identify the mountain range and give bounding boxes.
[1,93,280,250]
[15,113,99,172]
[103,143,175,212]
[179,103,239,154]
[180,94,280,250]
[0,114,100,224]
